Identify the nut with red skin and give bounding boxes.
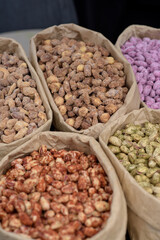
[0,145,113,240]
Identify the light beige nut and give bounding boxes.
[14,121,29,131]
[14,127,28,141]
[94,201,110,212]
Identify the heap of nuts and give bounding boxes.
[37,37,128,130]
[0,145,112,240]
[0,52,47,143]
[108,122,160,199]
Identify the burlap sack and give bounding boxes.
[0,131,127,240]
[30,23,140,139]
[0,37,52,160]
[99,107,160,240]
[115,24,160,109]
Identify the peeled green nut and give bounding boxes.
[126,164,136,172]
[120,145,129,154]
[114,129,123,136]
[151,172,160,185]
[146,168,158,178]
[124,135,133,141]
[108,136,121,147]
[138,138,149,147]
[134,158,146,164]
[121,160,131,168]
[141,175,150,183]
[109,145,120,154]
[135,175,142,182]
[150,142,160,148]
[149,129,158,141]
[124,125,139,135]
[138,148,145,154]
[131,168,137,176]
[122,140,132,148]
[136,130,145,137]
[136,166,148,174]
[128,152,137,163]
[138,153,150,160]
[145,145,154,156]
[153,186,160,194]
[116,153,128,161]
[148,159,157,168]
[155,155,160,166]
[132,134,142,141]
[144,187,153,194]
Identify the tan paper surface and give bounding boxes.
[99,107,160,240]
[115,24,160,109]
[30,23,140,139]
[0,131,127,240]
[0,37,52,160]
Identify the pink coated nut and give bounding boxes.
[156,89,160,95]
[138,83,143,94]
[128,51,136,58]
[153,80,160,90]
[150,89,156,98]
[145,96,155,104]
[151,102,160,109]
[143,85,152,96]
[154,70,160,77]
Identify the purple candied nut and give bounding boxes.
[143,37,151,43]
[128,51,136,58]
[124,55,134,65]
[134,61,148,67]
[135,54,145,61]
[132,65,138,74]
[130,37,139,44]
[123,46,135,54]
[145,96,155,104]
[150,62,160,71]
[143,85,152,96]
[136,43,144,50]
[156,88,160,95]
[146,102,153,108]
[148,73,155,82]
[138,83,143,94]
[140,94,145,101]
[154,70,160,77]
[155,96,160,102]
[147,81,154,86]
[136,72,144,83]
[153,80,160,90]
[150,89,156,98]
[151,102,160,109]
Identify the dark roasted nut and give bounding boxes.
[37,38,128,130]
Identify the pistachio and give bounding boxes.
[108,121,160,199]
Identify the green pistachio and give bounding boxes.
[146,168,158,178]
[132,134,142,142]
[126,164,136,172]
[139,181,151,188]
[128,152,136,163]
[116,153,128,161]
[148,159,157,168]
[124,125,137,135]
[108,145,120,154]
[145,145,154,156]
[136,166,148,174]
[151,172,160,185]
[153,186,160,194]
[120,145,129,154]
[108,136,121,147]
[134,158,146,164]
[138,138,149,148]
[143,187,153,194]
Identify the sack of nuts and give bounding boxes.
[0,131,127,240]
[0,37,52,160]
[99,107,160,240]
[115,24,160,110]
[30,23,140,139]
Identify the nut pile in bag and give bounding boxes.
[108,122,160,199]
[121,37,160,109]
[37,37,128,130]
[0,52,47,143]
[0,145,112,239]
